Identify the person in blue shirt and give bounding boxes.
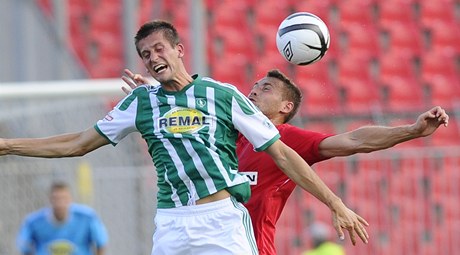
[16,181,108,255]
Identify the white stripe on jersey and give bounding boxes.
[205,87,219,152]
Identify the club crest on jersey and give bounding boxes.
[48,240,74,255]
[158,107,212,134]
[196,98,207,108]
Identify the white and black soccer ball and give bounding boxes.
[276,12,330,65]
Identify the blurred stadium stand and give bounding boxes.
[1,0,459,255]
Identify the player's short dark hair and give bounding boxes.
[134,20,180,57]
[266,69,303,123]
[50,181,70,193]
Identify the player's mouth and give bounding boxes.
[153,64,167,74]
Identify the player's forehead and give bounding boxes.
[138,31,168,50]
[253,76,284,89]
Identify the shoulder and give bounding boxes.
[132,84,158,94]
[279,124,332,138]
[24,208,48,224]
[200,76,242,94]
[70,204,98,218]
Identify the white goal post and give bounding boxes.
[0,78,133,99]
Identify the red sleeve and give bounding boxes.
[278,124,334,165]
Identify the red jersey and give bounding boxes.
[236,123,332,255]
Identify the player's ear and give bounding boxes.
[281,101,294,114]
[177,43,185,58]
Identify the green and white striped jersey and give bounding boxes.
[95,75,280,208]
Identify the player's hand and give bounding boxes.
[329,199,369,245]
[121,69,149,95]
[412,106,449,137]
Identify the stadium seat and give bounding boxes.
[292,0,332,25]
[295,59,330,84]
[210,54,251,94]
[381,79,424,112]
[378,0,418,30]
[378,50,418,84]
[337,78,381,114]
[210,0,249,31]
[337,0,376,28]
[420,0,456,29]
[428,120,460,147]
[337,53,376,83]
[420,49,457,84]
[428,22,460,56]
[423,76,460,108]
[340,24,381,59]
[253,52,290,82]
[210,27,256,62]
[299,79,340,117]
[381,23,423,59]
[303,121,337,134]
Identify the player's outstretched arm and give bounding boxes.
[0,128,109,158]
[265,140,369,245]
[318,106,449,158]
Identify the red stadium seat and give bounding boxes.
[381,23,423,59]
[423,76,460,108]
[338,78,380,114]
[253,2,290,55]
[420,49,459,88]
[337,0,376,28]
[378,0,418,30]
[428,22,460,56]
[210,28,256,62]
[295,58,331,83]
[210,54,252,95]
[380,77,424,112]
[211,0,250,31]
[299,79,340,117]
[379,50,418,84]
[428,119,460,147]
[303,121,337,134]
[253,52,290,81]
[340,24,381,59]
[337,53,376,84]
[420,0,456,29]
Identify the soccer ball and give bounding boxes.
[276,12,330,65]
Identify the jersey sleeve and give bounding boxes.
[94,92,139,145]
[16,216,34,255]
[89,214,109,248]
[230,90,280,151]
[280,125,334,164]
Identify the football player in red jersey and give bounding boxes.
[239,69,448,255]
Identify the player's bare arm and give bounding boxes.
[0,128,109,158]
[318,106,449,158]
[264,140,369,245]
